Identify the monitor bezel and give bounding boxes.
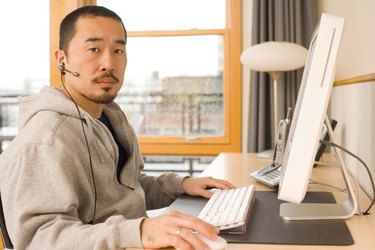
[277,13,358,221]
[278,13,344,204]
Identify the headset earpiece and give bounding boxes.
[58,63,66,75]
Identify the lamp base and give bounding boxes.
[256,148,274,159]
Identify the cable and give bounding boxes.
[320,140,375,215]
[60,74,98,223]
[309,179,347,192]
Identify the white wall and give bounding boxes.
[318,0,375,195]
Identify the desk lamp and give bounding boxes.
[241,41,308,158]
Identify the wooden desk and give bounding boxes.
[130,152,375,250]
[199,153,375,250]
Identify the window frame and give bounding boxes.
[50,0,242,156]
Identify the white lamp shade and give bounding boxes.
[240,41,308,72]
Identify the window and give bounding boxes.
[50,0,242,155]
[0,0,50,152]
[0,1,50,96]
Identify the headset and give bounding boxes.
[58,62,80,77]
[58,62,97,224]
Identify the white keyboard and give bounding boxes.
[198,185,255,232]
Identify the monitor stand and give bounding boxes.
[279,115,358,220]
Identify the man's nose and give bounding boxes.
[100,51,115,72]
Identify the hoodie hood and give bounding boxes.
[17,86,87,130]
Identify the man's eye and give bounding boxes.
[89,48,100,53]
[115,49,124,54]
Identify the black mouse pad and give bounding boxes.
[221,191,354,245]
[167,191,354,245]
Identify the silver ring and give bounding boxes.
[176,228,181,237]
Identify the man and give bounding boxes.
[0,5,234,250]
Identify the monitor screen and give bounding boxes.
[277,14,345,204]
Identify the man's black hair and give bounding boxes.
[59,5,127,55]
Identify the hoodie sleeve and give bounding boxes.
[0,142,145,250]
[139,172,187,210]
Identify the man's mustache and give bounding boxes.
[92,71,120,83]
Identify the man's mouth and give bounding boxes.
[92,72,120,86]
[97,79,115,88]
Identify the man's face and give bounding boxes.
[61,16,127,105]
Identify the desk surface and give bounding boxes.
[139,153,375,250]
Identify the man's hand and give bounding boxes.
[182,177,235,198]
[140,211,219,250]
[141,177,234,249]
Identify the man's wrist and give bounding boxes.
[181,176,191,193]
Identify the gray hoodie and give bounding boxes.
[0,86,185,249]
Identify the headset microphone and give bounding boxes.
[58,63,80,77]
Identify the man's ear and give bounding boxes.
[55,50,65,65]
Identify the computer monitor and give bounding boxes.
[277,13,357,220]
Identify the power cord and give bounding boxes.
[309,179,348,192]
[320,140,375,215]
